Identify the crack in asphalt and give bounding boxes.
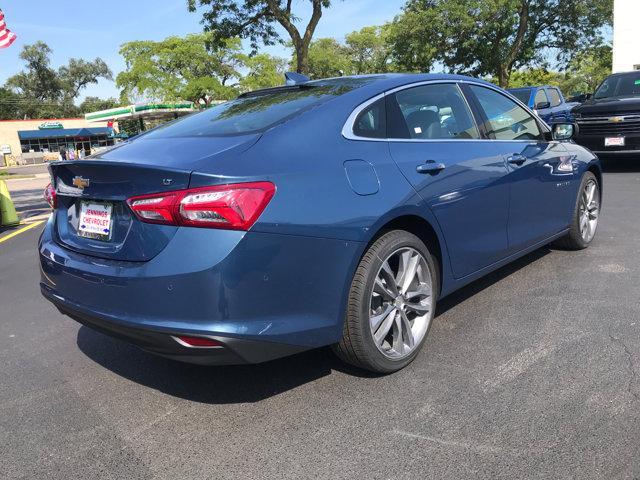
[608,333,640,402]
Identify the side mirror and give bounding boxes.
[536,101,551,110]
[552,123,577,141]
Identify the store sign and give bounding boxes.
[39,121,63,130]
[0,144,11,154]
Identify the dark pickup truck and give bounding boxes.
[572,71,640,157]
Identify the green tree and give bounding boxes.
[0,87,23,120]
[58,58,113,100]
[187,0,332,75]
[300,37,352,79]
[240,54,288,90]
[4,41,112,119]
[345,25,394,74]
[5,42,61,101]
[507,68,565,89]
[561,44,612,95]
[391,0,613,87]
[79,97,119,114]
[117,34,244,105]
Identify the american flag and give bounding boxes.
[0,9,17,49]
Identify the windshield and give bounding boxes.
[508,88,533,105]
[594,72,640,99]
[144,78,372,138]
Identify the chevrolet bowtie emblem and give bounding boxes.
[72,176,90,189]
[609,116,625,123]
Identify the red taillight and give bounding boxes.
[127,182,275,231]
[43,183,56,209]
[173,335,223,348]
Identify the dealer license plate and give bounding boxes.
[78,201,113,241]
[605,137,625,147]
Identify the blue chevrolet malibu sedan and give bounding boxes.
[40,74,602,373]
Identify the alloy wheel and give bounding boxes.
[369,247,433,359]
[579,179,599,243]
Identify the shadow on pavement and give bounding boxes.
[76,246,556,403]
[435,247,551,317]
[0,223,22,235]
[76,326,376,404]
[600,157,640,173]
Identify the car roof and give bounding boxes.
[305,73,500,103]
[316,72,495,89]
[606,71,640,78]
[239,73,502,110]
[508,85,557,90]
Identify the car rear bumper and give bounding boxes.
[42,287,309,365]
[39,217,362,365]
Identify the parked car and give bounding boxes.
[508,85,579,126]
[39,74,602,374]
[572,71,640,157]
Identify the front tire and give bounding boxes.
[555,171,600,250]
[333,230,438,374]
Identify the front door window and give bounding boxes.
[469,85,543,141]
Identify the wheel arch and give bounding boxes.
[587,161,603,198]
[363,214,448,296]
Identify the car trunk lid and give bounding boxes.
[50,134,260,261]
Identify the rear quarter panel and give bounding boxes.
[188,96,455,328]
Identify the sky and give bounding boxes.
[0,0,407,101]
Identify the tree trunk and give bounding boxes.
[497,66,510,88]
[295,42,309,75]
[498,0,529,89]
[268,0,323,76]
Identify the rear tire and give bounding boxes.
[555,171,600,250]
[333,230,439,374]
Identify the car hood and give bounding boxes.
[572,96,640,116]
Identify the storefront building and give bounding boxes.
[0,117,113,162]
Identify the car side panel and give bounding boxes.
[389,140,510,279]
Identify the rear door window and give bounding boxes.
[353,98,386,138]
[534,89,549,107]
[547,88,562,107]
[469,85,543,141]
[387,83,480,140]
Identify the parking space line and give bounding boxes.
[0,221,44,244]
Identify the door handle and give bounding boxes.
[416,161,446,175]
[507,154,527,166]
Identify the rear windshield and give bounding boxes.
[508,88,533,104]
[594,72,640,99]
[143,79,373,138]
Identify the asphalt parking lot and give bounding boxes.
[1,162,639,480]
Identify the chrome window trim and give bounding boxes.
[342,79,549,143]
[342,92,387,141]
